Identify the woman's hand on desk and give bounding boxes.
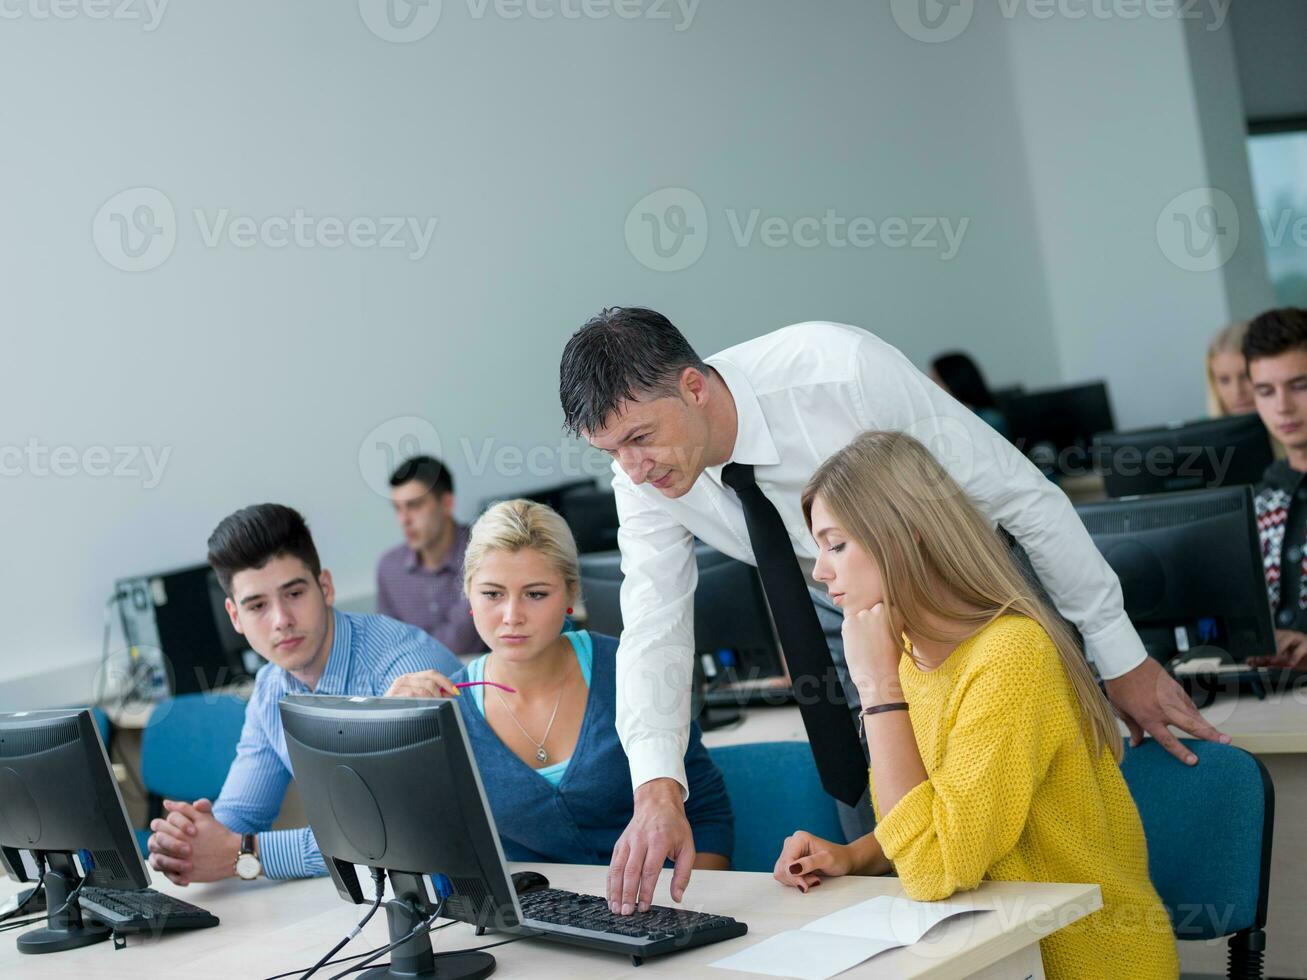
[773,830,889,893]
[1248,630,1307,671]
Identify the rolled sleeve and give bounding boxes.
[256,827,327,880]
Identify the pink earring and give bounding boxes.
[566,607,574,615]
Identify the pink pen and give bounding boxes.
[452,680,516,694]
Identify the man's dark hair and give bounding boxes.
[207,503,322,597]
[1243,307,1307,365]
[388,455,453,497]
[559,307,709,437]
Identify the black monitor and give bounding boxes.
[477,478,597,517]
[1076,486,1274,666]
[1003,381,1115,474]
[0,708,150,954]
[279,695,523,980]
[578,544,789,716]
[556,486,620,554]
[1095,413,1274,498]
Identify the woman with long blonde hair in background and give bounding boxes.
[773,431,1178,979]
[1207,320,1256,416]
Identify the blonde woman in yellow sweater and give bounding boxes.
[772,430,1179,979]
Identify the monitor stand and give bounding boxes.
[16,865,109,955]
[359,873,494,980]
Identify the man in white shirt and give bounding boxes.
[559,308,1227,916]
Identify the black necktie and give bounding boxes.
[721,462,867,806]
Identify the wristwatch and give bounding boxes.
[235,833,262,880]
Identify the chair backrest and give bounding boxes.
[139,693,248,803]
[1119,739,1274,941]
[708,741,846,873]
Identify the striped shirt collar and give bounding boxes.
[280,608,353,696]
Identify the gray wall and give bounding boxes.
[0,0,1266,698]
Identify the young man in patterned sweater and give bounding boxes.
[1245,307,1307,672]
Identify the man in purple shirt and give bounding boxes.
[376,455,486,656]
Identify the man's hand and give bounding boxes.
[384,670,459,698]
[146,798,240,886]
[1248,630,1307,671]
[1104,656,1230,765]
[607,778,695,915]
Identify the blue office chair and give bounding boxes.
[90,705,112,748]
[708,741,847,873]
[1120,739,1274,980]
[137,693,248,854]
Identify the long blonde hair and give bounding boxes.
[801,431,1122,762]
[1206,321,1249,417]
[463,499,581,603]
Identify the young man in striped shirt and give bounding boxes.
[145,503,461,884]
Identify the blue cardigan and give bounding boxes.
[451,631,734,864]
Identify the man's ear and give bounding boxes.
[319,569,336,607]
[441,492,456,519]
[224,597,245,636]
[681,365,709,406]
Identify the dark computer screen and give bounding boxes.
[1076,486,1274,664]
[1095,413,1274,498]
[556,486,620,554]
[1003,381,1116,474]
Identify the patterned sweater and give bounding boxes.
[871,615,1178,980]
[1254,459,1307,629]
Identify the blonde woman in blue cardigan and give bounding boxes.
[387,499,733,890]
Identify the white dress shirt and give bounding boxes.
[611,322,1147,796]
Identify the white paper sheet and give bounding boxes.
[710,895,986,979]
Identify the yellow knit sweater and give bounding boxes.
[870,615,1179,980]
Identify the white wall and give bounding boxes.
[0,0,1271,702]
[0,1,1064,699]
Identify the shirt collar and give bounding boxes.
[403,523,468,574]
[285,608,353,696]
[705,355,780,469]
[1263,459,1307,494]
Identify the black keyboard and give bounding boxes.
[79,886,219,934]
[517,888,746,964]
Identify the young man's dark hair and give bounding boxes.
[559,307,709,437]
[1242,307,1307,364]
[388,454,454,497]
[930,352,999,410]
[207,503,322,596]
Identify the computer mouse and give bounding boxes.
[511,870,551,895]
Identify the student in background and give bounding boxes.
[772,432,1178,980]
[1206,320,1256,417]
[146,504,461,885]
[1244,309,1307,672]
[376,455,486,655]
[388,499,733,869]
[928,351,1008,437]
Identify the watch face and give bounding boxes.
[236,854,260,880]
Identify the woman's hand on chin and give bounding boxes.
[842,602,903,699]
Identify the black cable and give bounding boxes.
[0,916,48,932]
[324,897,448,980]
[335,936,528,977]
[288,869,387,980]
[0,855,47,925]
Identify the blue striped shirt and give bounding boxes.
[212,609,461,879]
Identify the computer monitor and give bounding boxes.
[578,544,789,714]
[1095,413,1274,498]
[477,478,597,517]
[114,564,256,700]
[556,486,620,554]
[0,708,150,954]
[1003,381,1116,474]
[279,694,522,980]
[1075,486,1275,666]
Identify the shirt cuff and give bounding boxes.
[626,737,690,802]
[1081,614,1148,681]
[872,778,935,863]
[256,828,326,880]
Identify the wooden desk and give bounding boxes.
[0,864,1099,979]
[709,682,1307,979]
